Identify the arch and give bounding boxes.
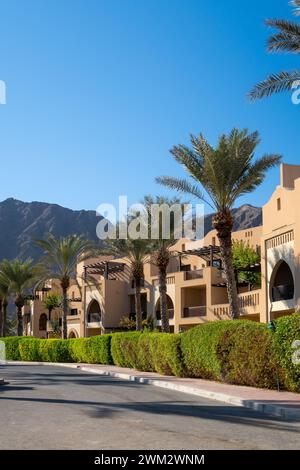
[270,260,294,302]
[155,295,174,320]
[87,299,102,323]
[68,329,78,339]
[39,313,47,331]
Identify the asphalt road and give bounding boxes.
[0,364,299,450]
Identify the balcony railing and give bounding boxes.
[272,284,294,302]
[182,305,206,317]
[184,269,204,281]
[156,308,174,320]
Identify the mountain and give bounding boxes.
[0,198,102,261]
[204,204,262,235]
[0,198,262,261]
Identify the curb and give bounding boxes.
[5,361,300,421]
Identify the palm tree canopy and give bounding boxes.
[156,129,281,212]
[103,234,150,279]
[0,270,10,300]
[35,234,96,283]
[0,259,38,300]
[249,0,300,99]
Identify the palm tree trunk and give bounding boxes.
[159,266,170,333]
[62,288,68,340]
[214,210,239,319]
[218,232,239,319]
[17,306,23,336]
[135,277,142,331]
[3,300,7,337]
[0,298,3,337]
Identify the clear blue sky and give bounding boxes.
[0,0,299,214]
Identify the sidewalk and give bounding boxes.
[8,361,300,420]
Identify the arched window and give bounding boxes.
[271,261,294,301]
[155,295,174,320]
[39,313,47,331]
[87,300,101,323]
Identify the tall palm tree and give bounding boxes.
[35,234,95,339]
[156,129,281,319]
[249,0,300,100]
[0,259,38,336]
[103,231,151,331]
[142,195,182,333]
[0,272,10,337]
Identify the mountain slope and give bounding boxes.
[0,198,262,261]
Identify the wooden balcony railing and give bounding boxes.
[182,305,206,318]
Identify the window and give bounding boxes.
[212,237,216,246]
[181,243,185,252]
[39,313,47,331]
[70,308,78,316]
[277,198,281,211]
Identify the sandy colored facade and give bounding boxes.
[23,164,299,338]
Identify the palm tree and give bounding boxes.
[156,128,281,319]
[35,234,95,339]
[103,230,150,331]
[142,195,182,333]
[249,0,300,100]
[0,272,10,337]
[0,259,38,336]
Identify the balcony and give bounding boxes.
[184,269,204,281]
[182,305,206,317]
[213,289,261,317]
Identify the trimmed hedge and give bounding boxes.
[273,314,300,392]
[216,321,279,389]
[111,332,184,376]
[181,321,235,380]
[1,315,300,392]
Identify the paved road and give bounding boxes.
[0,364,300,450]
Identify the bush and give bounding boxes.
[216,321,279,388]
[147,333,184,376]
[181,321,235,380]
[0,336,30,360]
[38,339,72,362]
[111,332,142,368]
[68,335,112,364]
[111,331,184,376]
[18,337,41,361]
[274,314,300,392]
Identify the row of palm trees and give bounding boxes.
[0,127,280,338]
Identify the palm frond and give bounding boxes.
[155,176,214,209]
[266,19,300,53]
[248,70,300,100]
[290,0,300,16]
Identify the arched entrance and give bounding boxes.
[87,299,102,323]
[270,260,294,301]
[68,330,78,339]
[155,295,174,320]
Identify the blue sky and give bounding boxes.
[0,0,299,214]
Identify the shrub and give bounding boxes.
[38,339,72,362]
[273,314,300,392]
[147,333,184,376]
[111,331,142,368]
[181,321,235,380]
[216,321,279,388]
[68,335,112,364]
[0,336,28,360]
[18,337,41,361]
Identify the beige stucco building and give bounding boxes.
[23,163,299,337]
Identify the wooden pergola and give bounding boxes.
[181,245,222,267]
[84,260,125,280]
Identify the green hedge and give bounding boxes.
[216,321,279,389]
[181,321,235,380]
[111,331,184,376]
[274,314,300,392]
[1,315,300,392]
